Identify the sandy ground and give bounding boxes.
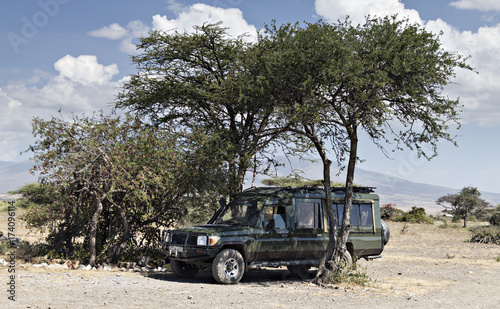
[1,221,500,309]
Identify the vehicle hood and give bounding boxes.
[171,224,257,235]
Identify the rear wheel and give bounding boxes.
[287,265,311,279]
[170,260,199,278]
[340,250,353,268]
[212,249,245,284]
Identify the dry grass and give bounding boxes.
[359,221,500,296]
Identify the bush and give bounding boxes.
[331,262,370,286]
[469,226,500,245]
[395,206,434,224]
[488,206,500,226]
[380,204,403,221]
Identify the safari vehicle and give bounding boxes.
[162,186,390,284]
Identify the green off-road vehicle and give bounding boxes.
[162,186,390,284]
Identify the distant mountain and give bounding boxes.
[0,160,38,194]
[349,168,500,213]
[2,159,500,213]
[252,157,500,214]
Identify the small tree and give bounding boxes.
[436,186,490,227]
[260,16,472,284]
[25,112,226,264]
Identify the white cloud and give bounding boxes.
[54,55,119,86]
[88,23,128,40]
[89,20,150,54]
[151,3,257,41]
[0,55,123,161]
[314,0,422,25]
[166,0,183,13]
[314,0,500,127]
[450,0,500,11]
[426,20,500,126]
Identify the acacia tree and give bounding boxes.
[261,16,472,284]
[116,23,287,193]
[436,186,490,227]
[25,112,225,265]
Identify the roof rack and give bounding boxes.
[331,187,376,194]
[233,186,376,196]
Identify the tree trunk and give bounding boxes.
[312,157,338,284]
[89,193,104,266]
[331,127,358,269]
[106,203,132,263]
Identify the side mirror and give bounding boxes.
[219,196,227,207]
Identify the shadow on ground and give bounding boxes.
[145,267,314,286]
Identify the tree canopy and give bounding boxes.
[437,186,490,227]
[116,23,287,192]
[258,16,472,283]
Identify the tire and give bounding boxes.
[170,260,199,278]
[340,250,353,268]
[381,219,390,246]
[212,249,245,284]
[287,265,311,279]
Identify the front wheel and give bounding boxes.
[212,249,245,284]
[170,260,199,278]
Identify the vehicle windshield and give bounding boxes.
[213,196,266,226]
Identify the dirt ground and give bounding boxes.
[2,221,500,309]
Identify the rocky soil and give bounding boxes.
[2,221,500,309]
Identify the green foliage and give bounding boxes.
[380,204,404,221]
[469,226,500,245]
[8,182,55,209]
[24,112,227,264]
[487,205,500,226]
[116,23,285,192]
[395,206,434,224]
[330,262,371,286]
[436,186,491,227]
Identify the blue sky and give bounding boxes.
[1,0,500,193]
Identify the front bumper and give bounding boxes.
[164,244,219,261]
[162,230,219,262]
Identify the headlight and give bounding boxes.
[197,235,207,246]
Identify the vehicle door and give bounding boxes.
[290,198,327,260]
[332,202,379,256]
[253,205,291,261]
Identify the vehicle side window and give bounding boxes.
[332,203,373,226]
[351,204,361,225]
[264,206,287,229]
[359,204,374,226]
[332,204,344,225]
[296,201,322,229]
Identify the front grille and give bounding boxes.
[187,234,198,246]
[169,232,206,246]
[171,232,188,245]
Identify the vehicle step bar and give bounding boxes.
[248,259,319,269]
